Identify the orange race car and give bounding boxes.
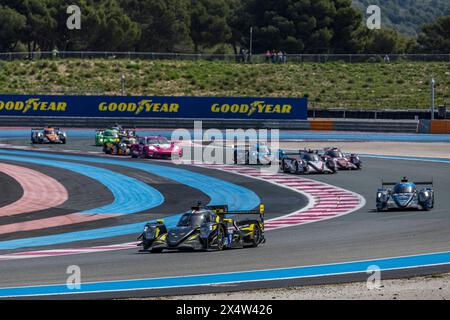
[31,127,67,144]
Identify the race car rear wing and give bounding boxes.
[31,127,61,131]
[192,203,265,223]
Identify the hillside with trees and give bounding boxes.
[0,0,448,54]
[352,0,450,36]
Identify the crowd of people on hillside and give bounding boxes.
[265,50,287,63]
[238,48,288,63]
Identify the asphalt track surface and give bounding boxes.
[0,138,449,298]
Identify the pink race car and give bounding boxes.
[131,136,182,159]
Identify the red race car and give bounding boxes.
[321,147,362,170]
[131,136,182,159]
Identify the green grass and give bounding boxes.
[0,59,449,109]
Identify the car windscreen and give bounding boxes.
[303,154,320,161]
[327,151,343,158]
[105,131,118,137]
[146,138,169,145]
[394,185,416,193]
[177,214,205,227]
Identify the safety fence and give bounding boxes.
[1,51,450,63]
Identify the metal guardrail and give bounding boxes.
[0,116,419,133]
[1,51,450,63]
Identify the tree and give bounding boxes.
[46,0,140,51]
[0,5,26,52]
[236,0,364,54]
[417,16,450,53]
[189,0,231,53]
[364,28,416,54]
[118,0,191,52]
[1,0,57,52]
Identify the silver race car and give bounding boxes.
[376,177,434,212]
[279,149,337,174]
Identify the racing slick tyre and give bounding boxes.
[250,224,262,248]
[295,162,301,174]
[216,225,226,251]
[280,160,290,173]
[150,248,164,253]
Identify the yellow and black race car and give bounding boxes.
[103,136,138,156]
[137,203,265,253]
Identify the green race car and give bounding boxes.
[95,128,120,146]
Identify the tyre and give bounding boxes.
[294,162,300,174]
[281,160,290,173]
[250,224,262,248]
[150,248,163,253]
[216,225,225,251]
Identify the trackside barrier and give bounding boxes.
[430,120,450,134]
[0,116,420,133]
[310,120,333,131]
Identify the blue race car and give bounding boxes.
[376,177,434,212]
[233,142,277,165]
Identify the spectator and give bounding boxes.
[271,50,277,63]
[384,54,390,64]
[52,47,59,59]
[265,50,272,63]
[277,50,283,63]
[240,48,245,63]
[282,51,287,63]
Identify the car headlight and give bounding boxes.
[377,192,387,202]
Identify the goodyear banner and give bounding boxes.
[0,94,307,120]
